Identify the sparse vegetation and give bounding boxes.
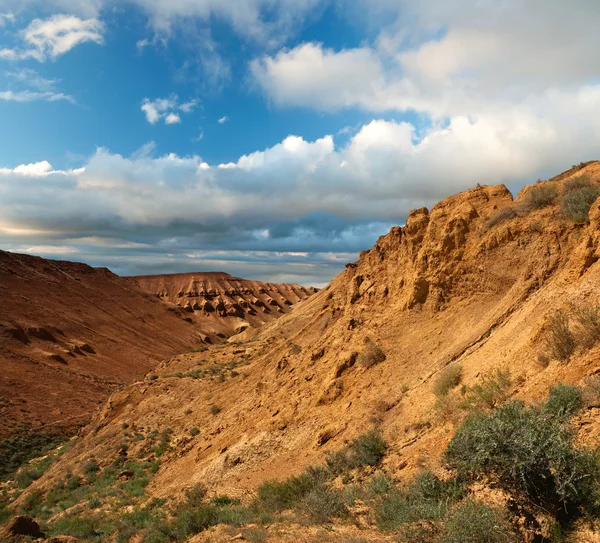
[210,404,222,415]
[561,176,600,223]
[460,368,511,410]
[357,338,386,368]
[0,428,65,481]
[571,303,600,349]
[485,206,517,229]
[543,383,582,419]
[433,365,463,398]
[445,399,600,518]
[544,309,576,361]
[376,471,464,532]
[189,427,200,437]
[521,183,558,211]
[325,429,387,474]
[440,500,516,543]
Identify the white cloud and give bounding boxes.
[141,95,197,125]
[217,115,228,124]
[165,112,181,124]
[251,1,600,120]
[1,68,75,103]
[5,68,59,91]
[0,89,75,102]
[0,14,104,62]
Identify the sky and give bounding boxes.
[1,1,600,286]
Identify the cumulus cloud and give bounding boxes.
[252,1,600,119]
[141,95,197,125]
[2,94,600,280]
[0,14,104,62]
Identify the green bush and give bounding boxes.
[544,310,575,362]
[433,365,463,398]
[296,485,348,523]
[561,177,600,223]
[189,427,200,437]
[376,472,463,531]
[210,405,222,415]
[358,338,386,368]
[522,183,558,211]
[460,368,511,410]
[445,400,600,516]
[543,383,582,419]
[325,429,387,474]
[256,465,329,512]
[440,500,516,543]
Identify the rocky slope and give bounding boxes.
[9,161,600,542]
[130,272,317,342]
[0,252,204,439]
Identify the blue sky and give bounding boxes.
[1,1,600,286]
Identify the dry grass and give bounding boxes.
[358,338,387,368]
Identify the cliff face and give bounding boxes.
[0,252,202,439]
[17,162,600,539]
[130,272,317,341]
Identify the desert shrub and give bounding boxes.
[544,310,575,362]
[460,368,511,410]
[521,183,558,211]
[85,459,100,475]
[376,472,464,531]
[445,400,600,516]
[543,383,582,419]
[210,405,222,415]
[433,365,463,398]
[561,177,600,223]
[0,428,64,481]
[296,485,348,523]
[367,473,394,496]
[15,455,55,488]
[358,338,386,368]
[325,429,387,474]
[486,206,517,229]
[440,500,516,543]
[256,465,330,512]
[189,427,200,437]
[572,303,600,349]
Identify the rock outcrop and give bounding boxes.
[130,272,316,342]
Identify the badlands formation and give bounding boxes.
[4,162,600,542]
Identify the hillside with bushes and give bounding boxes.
[4,162,600,542]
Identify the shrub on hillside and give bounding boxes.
[485,207,517,230]
[445,400,600,516]
[521,183,558,211]
[440,500,517,543]
[376,471,464,532]
[543,383,582,419]
[358,338,386,368]
[325,429,387,474]
[460,368,511,410]
[572,303,600,349]
[256,465,329,512]
[561,177,600,223]
[544,309,575,362]
[433,365,463,398]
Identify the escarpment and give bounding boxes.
[11,161,600,543]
